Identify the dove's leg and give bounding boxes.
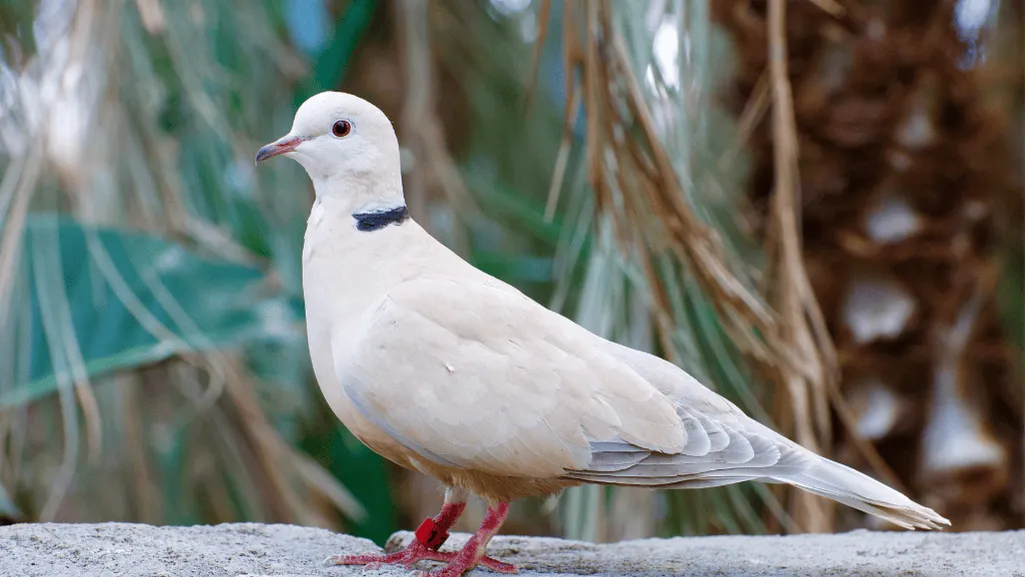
[324,487,467,567]
[324,488,513,573]
[416,501,515,577]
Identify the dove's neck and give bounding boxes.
[303,174,410,261]
[309,167,405,215]
[301,175,423,322]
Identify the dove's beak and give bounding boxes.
[255,135,304,165]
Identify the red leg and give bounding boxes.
[324,489,514,574]
[414,502,515,577]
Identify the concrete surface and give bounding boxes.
[0,522,1021,576]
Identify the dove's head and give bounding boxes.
[256,91,402,205]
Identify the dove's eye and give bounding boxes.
[332,120,352,138]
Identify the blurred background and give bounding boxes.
[0,0,1022,546]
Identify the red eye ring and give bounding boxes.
[332,120,352,137]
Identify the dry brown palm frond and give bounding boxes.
[221,358,364,527]
[396,0,479,240]
[524,0,554,117]
[551,0,854,532]
[765,0,835,531]
[559,0,777,363]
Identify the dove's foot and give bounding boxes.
[323,541,496,569]
[409,548,517,576]
[326,539,516,573]
[413,501,514,577]
[324,539,438,568]
[325,494,507,572]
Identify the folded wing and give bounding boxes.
[336,277,788,481]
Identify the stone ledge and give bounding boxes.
[0,522,1020,576]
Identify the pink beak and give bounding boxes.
[255,135,304,164]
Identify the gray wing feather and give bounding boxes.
[564,403,817,487]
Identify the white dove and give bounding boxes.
[255,91,949,577]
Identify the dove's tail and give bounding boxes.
[775,455,949,530]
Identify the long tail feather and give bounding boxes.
[776,456,950,530]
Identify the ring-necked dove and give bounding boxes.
[256,92,949,577]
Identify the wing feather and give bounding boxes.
[339,276,812,487]
[335,277,684,478]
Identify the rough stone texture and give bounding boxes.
[0,523,1020,576]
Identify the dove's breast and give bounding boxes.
[301,210,427,469]
[308,322,420,468]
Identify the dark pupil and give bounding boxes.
[333,120,350,137]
